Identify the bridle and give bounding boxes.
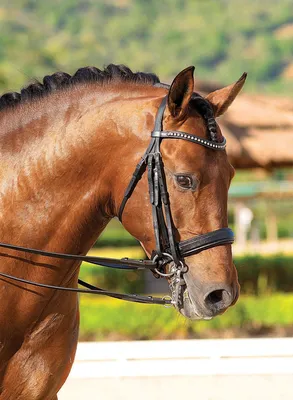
[0,90,234,307]
[117,93,233,306]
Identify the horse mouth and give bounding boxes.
[183,291,214,320]
[171,281,211,321]
[171,273,239,321]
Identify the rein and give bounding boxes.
[0,93,234,306]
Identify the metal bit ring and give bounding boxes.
[153,252,176,277]
[162,295,173,308]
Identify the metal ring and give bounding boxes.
[178,260,188,273]
[153,252,176,277]
[152,252,174,264]
[162,295,173,308]
[154,268,175,277]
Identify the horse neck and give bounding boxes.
[0,83,159,260]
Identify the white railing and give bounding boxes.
[69,338,293,378]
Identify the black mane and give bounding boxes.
[0,64,160,112]
[0,63,219,142]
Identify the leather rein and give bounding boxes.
[0,93,234,306]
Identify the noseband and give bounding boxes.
[0,93,234,306]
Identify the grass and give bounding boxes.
[79,293,293,341]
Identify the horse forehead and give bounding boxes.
[162,139,229,179]
[161,139,207,173]
[182,113,207,134]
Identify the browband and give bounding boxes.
[151,130,226,150]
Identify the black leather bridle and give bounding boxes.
[0,91,234,306]
[117,94,233,306]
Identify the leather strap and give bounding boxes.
[0,227,234,269]
[178,228,234,258]
[0,241,156,270]
[0,271,171,305]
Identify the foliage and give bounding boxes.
[79,293,293,340]
[0,0,293,95]
[95,219,138,247]
[236,254,293,294]
[79,246,145,293]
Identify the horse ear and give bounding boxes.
[205,73,247,117]
[167,66,195,119]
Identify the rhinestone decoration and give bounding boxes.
[151,130,226,150]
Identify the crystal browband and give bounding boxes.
[151,130,227,150]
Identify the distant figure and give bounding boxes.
[236,204,254,246]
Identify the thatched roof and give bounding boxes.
[196,81,293,169]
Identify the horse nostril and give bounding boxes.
[206,289,224,305]
[204,288,233,312]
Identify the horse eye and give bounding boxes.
[175,175,195,189]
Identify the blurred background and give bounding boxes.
[2,1,293,398]
[1,0,293,345]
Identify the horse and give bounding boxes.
[0,64,246,399]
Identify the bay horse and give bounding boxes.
[0,64,246,399]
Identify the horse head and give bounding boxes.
[117,66,246,320]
